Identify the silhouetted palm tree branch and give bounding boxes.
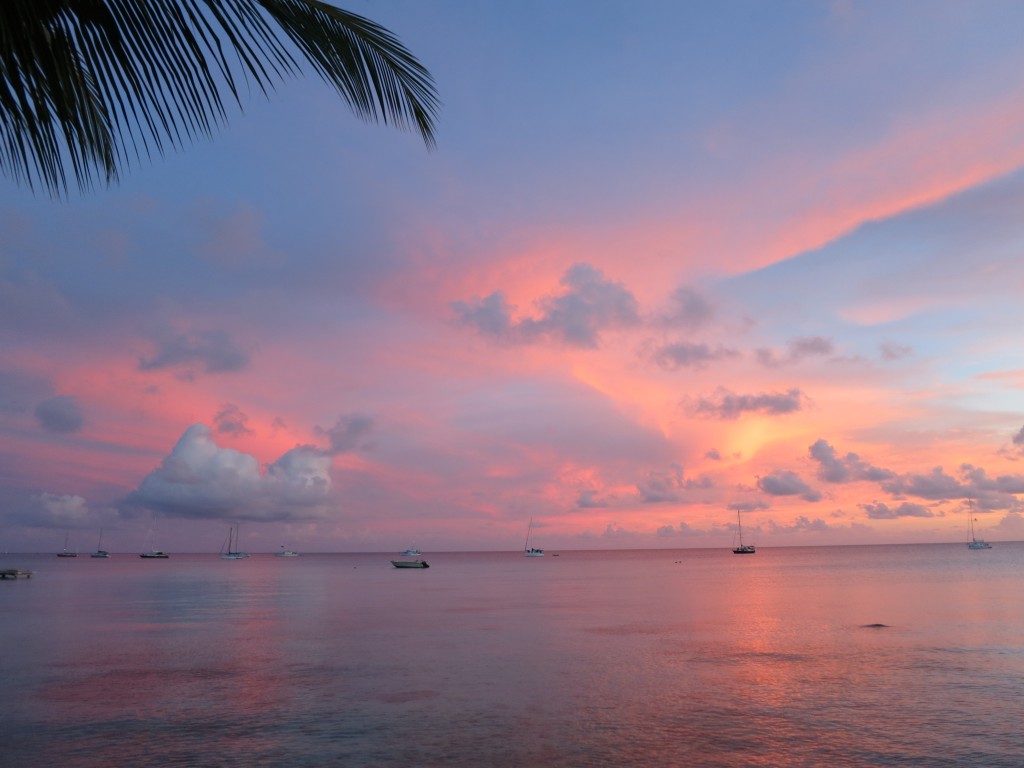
[0,0,438,196]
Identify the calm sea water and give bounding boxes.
[1,544,1023,767]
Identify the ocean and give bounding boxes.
[1,544,1022,767]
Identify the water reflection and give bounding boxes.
[1,546,1022,766]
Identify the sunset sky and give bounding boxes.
[5,0,1024,553]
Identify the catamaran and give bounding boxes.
[966,499,992,550]
[220,524,250,559]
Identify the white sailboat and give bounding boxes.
[220,524,250,559]
[732,508,755,555]
[91,528,110,558]
[966,499,992,550]
[524,518,544,557]
[140,528,169,558]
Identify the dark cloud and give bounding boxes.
[139,329,249,373]
[453,263,639,348]
[656,521,705,537]
[8,492,92,527]
[879,342,912,361]
[214,403,253,436]
[808,439,894,483]
[35,395,84,433]
[122,424,333,521]
[691,387,806,420]
[656,287,714,330]
[576,489,610,508]
[450,291,515,340]
[727,500,770,513]
[705,449,722,461]
[881,467,964,501]
[317,413,375,454]
[652,342,737,371]
[636,465,712,503]
[1013,426,1024,447]
[959,465,1024,507]
[861,501,934,519]
[767,515,832,533]
[756,336,834,367]
[602,523,637,539]
[757,470,821,502]
[637,467,683,503]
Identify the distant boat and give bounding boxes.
[275,545,299,557]
[524,517,544,557]
[91,529,110,558]
[400,546,421,556]
[391,559,429,568]
[966,499,992,550]
[140,530,168,558]
[732,508,755,555]
[57,531,77,558]
[220,524,250,559]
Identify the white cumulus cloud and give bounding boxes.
[123,424,334,521]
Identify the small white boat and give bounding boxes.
[91,529,110,558]
[391,559,429,568]
[140,530,168,558]
[966,499,992,549]
[524,518,544,557]
[274,545,299,557]
[220,525,250,559]
[400,546,421,556]
[732,508,755,555]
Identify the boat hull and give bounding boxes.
[391,560,429,568]
[732,546,756,554]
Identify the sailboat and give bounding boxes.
[732,508,755,555]
[140,529,169,558]
[91,529,110,558]
[56,531,77,557]
[524,518,544,557]
[966,499,992,550]
[220,524,250,559]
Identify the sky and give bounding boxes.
[4,0,1024,553]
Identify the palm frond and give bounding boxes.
[0,0,439,197]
